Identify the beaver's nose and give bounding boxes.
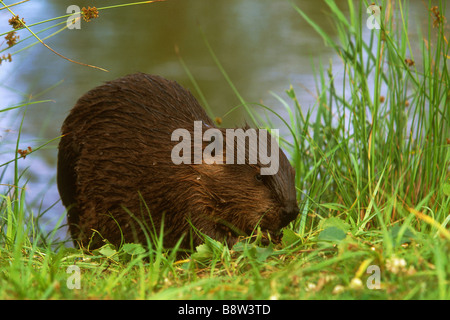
[280,202,299,227]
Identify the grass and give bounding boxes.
[1,0,449,300]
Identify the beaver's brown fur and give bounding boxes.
[57,73,298,250]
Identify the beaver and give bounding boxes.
[57,73,298,250]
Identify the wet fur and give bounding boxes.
[57,73,298,250]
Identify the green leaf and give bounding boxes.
[231,241,245,252]
[320,217,351,233]
[388,225,415,245]
[253,244,274,262]
[442,183,450,196]
[191,244,213,263]
[98,244,117,257]
[318,226,347,242]
[192,237,223,263]
[282,228,302,247]
[122,243,146,256]
[233,242,274,262]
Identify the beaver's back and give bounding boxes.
[58,73,299,250]
[57,73,214,248]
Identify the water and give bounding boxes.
[0,0,441,241]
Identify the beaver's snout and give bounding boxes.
[280,202,300,227]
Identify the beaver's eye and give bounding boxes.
[255,174,263,182]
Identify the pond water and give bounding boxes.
[0,0,440,241]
